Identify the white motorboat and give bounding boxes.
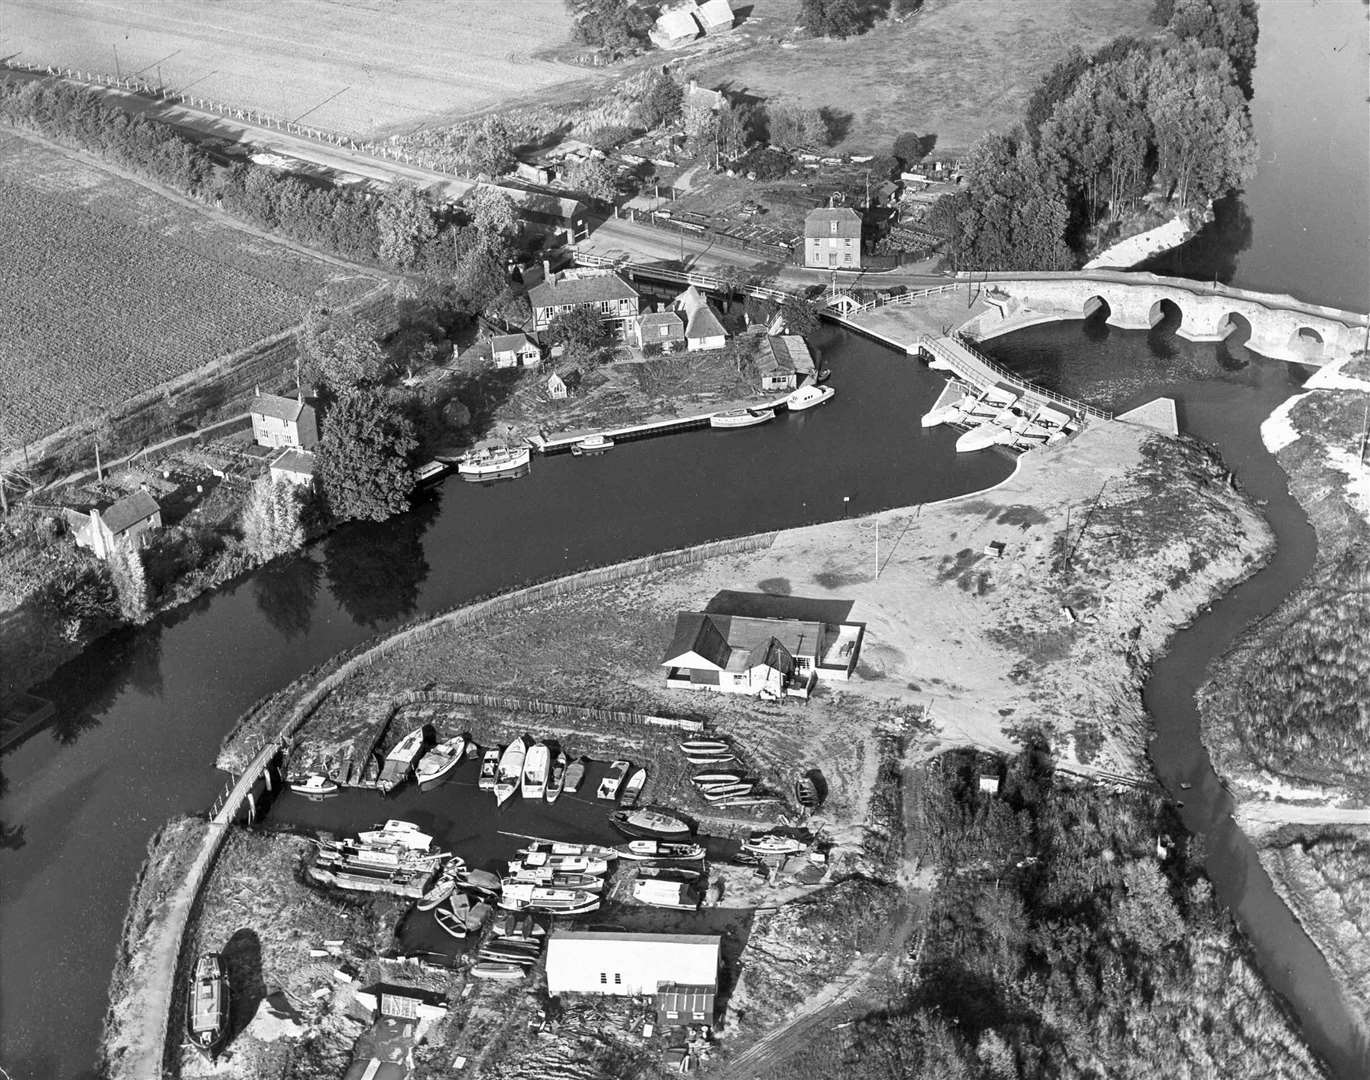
[356,820,433,851]
[521,742,550,799]
[597,759,630,801]
[494,737,527,806]
[785,383,835,411]
[521,841,618,862]
[955,423,1016,453]
[632,877,699,910]
[743,833,808,857]
[545,751,568,803]
[477,747,500,791]
[290,774,339,797]
[617,840,705,862]
[504,870,605,892]
[620,766,647,808]
[497,881,601,915]
[415,735,467,789]
[571,434,614,455]
[610,808,693,840]
[516,851,609,876]
[710,407,775,429]
[457,444,531,480]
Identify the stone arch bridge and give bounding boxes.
[969,270,1367,364]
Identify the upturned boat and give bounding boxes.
[679,738,730,754]
[521,741,550,800]
[617,839,705,861]
[415,735,467,789]
[494,737,527,806]
[597,759,630,801]
[290,773,339,797]
[545,751,568,803]
[457,444,531,479]
[470,961,526,980]
[562,757,588,793]
[701,781,756,802]
[477,747,500,791]
[186,953,228,1060]
[692,770,744,786]
[620,766,648,808]
[610,808,692,840]
[683,751,736,766]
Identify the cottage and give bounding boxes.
[757,335,816,391]
[510,191,589,242]
[695,0,735,34]
[66,489,162,560]
[661,608,865,698]
[491,333,542,369]
[545,931,721,1025]
[527,269,640,339]
[269,448,316,487]
[684,78,724,114]
[650,5,702,49]
[632,310,686,353]
[803,206,863,269]
[673,285,728,351]
[250,392,318,450]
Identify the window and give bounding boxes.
[667,1011,680,1020]
[844,253,853,263]
[600,973,607,984]
[614,973,622,985]
[659,325,670,338]
[830,220,839,235]
[844,238,853,246]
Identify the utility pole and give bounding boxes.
[874,514,880,579]
[94,438,103,482]
[113,44,120,79]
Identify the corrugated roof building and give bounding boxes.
[545,931,721,998]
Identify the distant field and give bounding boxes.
[2,0,592,137]
[702,0,1155,153]
[0,132,373,445]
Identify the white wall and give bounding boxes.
[545,934,719,996]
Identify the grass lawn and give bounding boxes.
[700,0,1156,154]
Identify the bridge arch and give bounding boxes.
[1289,326,1326,361]
[1148,297,1183,330]
[1083,295,1111,320]
[1219,311,1254,346]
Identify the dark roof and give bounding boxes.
[804,206,862,238]
[99,490,159,534]
[271,449,316,476]
[662,612,731,668]
[657,984,717,1012]
[492,333,535,353]
[528,272,638,310]
[759,335,815,377]
[662,611,823,672]
[251,392,307,423]
[746,637,795,676]
[638,311,685,335]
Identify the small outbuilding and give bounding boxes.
[491,333,542,369]
[250,392,318,450]
[650,5,703,49]
[757,335,816,392]
[696,0,735,35]
[632,310,686,353]
[546,371,580,400]
[269,448,316,487]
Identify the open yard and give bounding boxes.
[2,0,594,137]
[698,0,1155,154]
[0,131,376,446]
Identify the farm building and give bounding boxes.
[510,191,590,241]
[696,0,734,34]
[250,393,318,450]
[491,333,541,368]
[757,335,815,391]
[650,5,702,49]
[803,206,863,269]
[545,931,720,1022]
[66,489,162,560]
[528,269,640,339]
[673,286,728,351]
[661,607,865,698]
[269,448,316,487]
[632,309,686,352]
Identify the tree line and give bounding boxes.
[933,0,1259,271]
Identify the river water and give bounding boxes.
[2,2,1368,1076]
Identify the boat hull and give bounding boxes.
[710,408,775,429]
[458,447,532,479]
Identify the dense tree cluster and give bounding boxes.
[566,0,653,57]
[937,3,1258,271]
[316,387,418,523]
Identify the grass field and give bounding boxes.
[3,0,591,137]
[0,131,373,445]
[700,0,1156,153]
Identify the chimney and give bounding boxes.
[543,259,552,282]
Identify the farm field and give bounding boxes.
[698,0,1155,154]
[2,0,594,137]
[0,131,376,445]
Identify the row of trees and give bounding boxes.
[934,0,1258,271]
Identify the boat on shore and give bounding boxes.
[415,735,467,790]
[692,770,743,786]
[617,839,705,862]
[785,383,836,411]
[700,781,756,802]
[186,953,228,1061]
[710,407,775,429]
[477,747,500,791]
[571,434,614,455]
[289,773,339,797]
[545,751,568,803]
[680,738,730,754]
[638,866,701,883]
[632,877,700,910]
[377,725,430,794]
[621,767,647,808]
[610,808,693,840]
[743,833,807,857]
[458,444,532,480]
[597,759,630,801]
[563,757,588,794]
[521,742,550,800]
[470,961,526,980]
[683,751,736,765]
[495,737,527,806]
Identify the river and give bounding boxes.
[2,1,1368,1076]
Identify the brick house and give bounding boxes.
[631,310,686,353]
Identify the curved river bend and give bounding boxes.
[1,1,1367,1076]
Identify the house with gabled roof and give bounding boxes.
[65,489,162,560]
[696,0,735,35]
[545,931,721,1028]
[757,334,816,391]
[491,332,541,369]
[269,448,316,487]
[631,309,686,353]
[250,392,318,450]
[673,286,728,351]
[650,5,703,49]
[804,206,863,269]
[527,269,640,340]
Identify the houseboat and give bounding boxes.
[571,434,614,455]
[289,773,339,797]
[516,851,609,876]
[494,737,527,805]
[785,383,835,411]
[377,725,430,794]
[414,459,448,485]
[617,839,706,861]
[186,953,228,1061]
[457,444,532,480]
[710,407,775,429]
[415,734,467,790]
[520,840,618,862]
[521,741,550,800]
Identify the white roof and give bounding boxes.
[546,931,720,996]
[655,7,701,40]
[697,0,733,30]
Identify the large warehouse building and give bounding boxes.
[545,930,722,1027]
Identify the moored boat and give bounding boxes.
[562,757,588,794]
[494,737,527,806]
[454,867,504,895]
[477,747,500,791]
[505,871,606,892]
[785,383,836,411]
[457,444,532,480]
[416,874,457,912]
[610,808,693,840]
[377,725,430,794]
[498,881,601,915]
[571,434,614,455]
[356,820,433,851]
[186,952,228,1060]
[289,773,339,797]
[521,741,550,800]
[434,905,468,939]
[955,422,1016,454]
[597,759,630,801]
[470,961,526,980]
[617,839,706,862]
[743,832,807,857]
[545,751,569,803]
[517,851,609,875]
[414,459,448,485]
[521,841,618,862]
[710,407,775,429]
[620,766,648,808]
[415,735,467,789]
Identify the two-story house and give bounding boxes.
[803,206,862,269]
[65,489,162,560]
[527,270,640,341]
[250,393,318,450]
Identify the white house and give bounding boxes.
[65,489,162,560]
[527,269,640,340]
[269,448,316,487]
[673,286,728,351]
[546,930,720,999]
[803,206,862,269]
[491,332,541,369]
[250,392,318,450]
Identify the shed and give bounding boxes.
[491,333,541,369]
[757,335,815,391]
[270,448,316,487]
[651,5,702,49]
[696,0,734,34]
[657,983,717,1028]
[545,930,721,997]
[547,372,569,400]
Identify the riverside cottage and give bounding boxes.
[528,269,640,341]
[631,310,687,353]
[803,206,862,269]
[757,334,815,391]
[66,489,162,560]
[250,392,318,450]
[491,333,542,369]
[673,286,728,351]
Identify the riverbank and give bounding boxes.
[1199,354,1370,805]
[1083,202,1210,271]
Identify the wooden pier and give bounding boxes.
[528,394,793,454]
